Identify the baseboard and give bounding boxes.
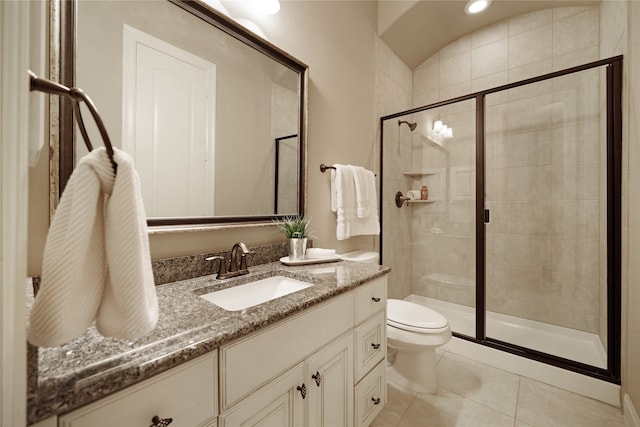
[625,394,640,427]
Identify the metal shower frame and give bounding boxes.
[379,55,623,384]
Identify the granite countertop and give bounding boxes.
[28,259,390,424]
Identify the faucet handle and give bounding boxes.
[206,256,228,278]
[239,253,249,271]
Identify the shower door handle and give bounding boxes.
[484,209,490,223]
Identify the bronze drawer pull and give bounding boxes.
[297,383,307,399]
[150,415,173,427]
[372,397,381,405]
[371,297,381,302]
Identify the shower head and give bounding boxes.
[398,120,417,131]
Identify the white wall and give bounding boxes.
[1,2,30,425]
[264,1,379,253]
[376,37,413,300]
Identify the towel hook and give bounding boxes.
[28,70,118,175]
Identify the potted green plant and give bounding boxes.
[275,215,312,260]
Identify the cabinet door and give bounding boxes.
[219,362,306,427]
[306,332,354,427]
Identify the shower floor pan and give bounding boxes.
[406,294,607,369]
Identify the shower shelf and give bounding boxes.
[403,171,437,176]
[407,199,437,204]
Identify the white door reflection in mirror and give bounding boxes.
[123,25,216,217]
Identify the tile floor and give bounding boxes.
[371,350,626,427]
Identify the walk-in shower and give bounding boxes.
[380,56,622,383]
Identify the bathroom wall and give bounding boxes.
[264,1,379,255]
[27,1,380,273]
[409,6,608,334]
[376,37,413,300]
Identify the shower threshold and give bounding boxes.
[406,294,607,369]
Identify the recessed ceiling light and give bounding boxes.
[465,0,491,15]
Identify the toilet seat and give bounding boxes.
[387,299,449,333]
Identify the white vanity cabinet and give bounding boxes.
[54,274,388,427]
[219,275,387,427]
[218,292,356,427]
[219,332,354,427]
[58,352,218,427]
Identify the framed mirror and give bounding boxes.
[54,0,307,226]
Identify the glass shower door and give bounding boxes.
[398,100,477,338]
[484,66,609,369]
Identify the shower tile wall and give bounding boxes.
[375,36,413,300]
[410,7,605,333]
[485,71,602,333]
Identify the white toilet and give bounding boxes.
[386,299,451,393]
[340,250,452,394]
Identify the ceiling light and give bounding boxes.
[465,0,491,15]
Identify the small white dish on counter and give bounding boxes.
[279,255,342,266]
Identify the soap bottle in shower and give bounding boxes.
[421,185,429,200]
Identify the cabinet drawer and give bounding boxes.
[59,352,217,427]
[356,276,386,324]
[354,310,386,381]
[354,360,386,427]
[220,293,355,409]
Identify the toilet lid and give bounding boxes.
[387,299,449,330]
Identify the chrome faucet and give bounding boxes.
[206,242,252,280]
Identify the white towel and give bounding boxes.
[330,164,380,240]
[305,248,336,259]
[353,166,376,218]
[28,148,158,347]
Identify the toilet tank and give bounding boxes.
[340,250,379,264]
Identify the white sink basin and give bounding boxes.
[200,275,313,311]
